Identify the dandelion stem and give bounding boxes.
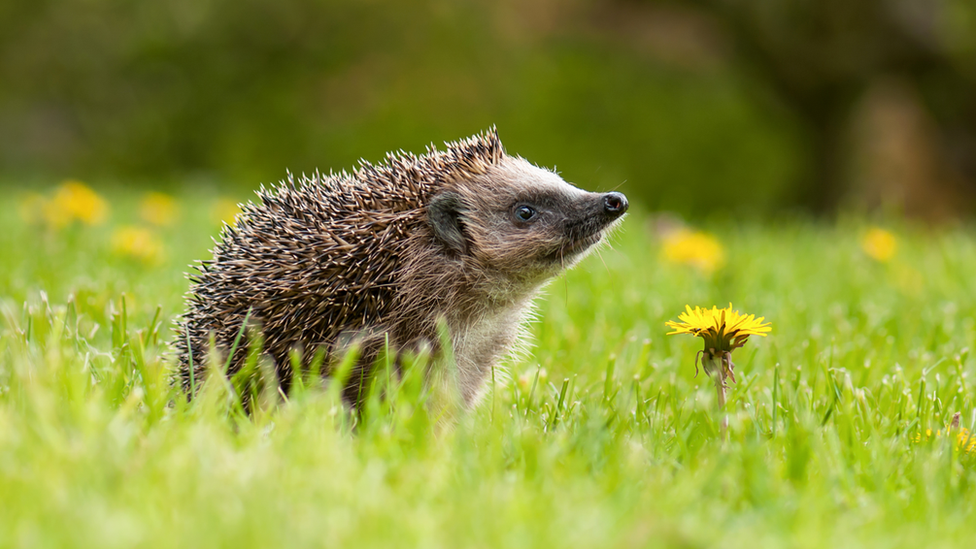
[703,352,729,439]
[713,367,728,438]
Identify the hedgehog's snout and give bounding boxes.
[602,192,628,218]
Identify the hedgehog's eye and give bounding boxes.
[514,205,537,223]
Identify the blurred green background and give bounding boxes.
[3,0,976,219]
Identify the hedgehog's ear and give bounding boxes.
[428,191,467,254]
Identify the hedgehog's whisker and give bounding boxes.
[596,248,610,275]
[563,272,569,303]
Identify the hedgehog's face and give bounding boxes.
[428,157,628,285]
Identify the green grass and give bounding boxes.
[3,186,976,548]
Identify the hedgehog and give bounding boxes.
[173,128,628,409]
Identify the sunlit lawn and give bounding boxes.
[2,182,976,548]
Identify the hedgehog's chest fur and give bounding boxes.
[446,303,530,406]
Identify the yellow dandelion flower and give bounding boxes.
[139,191,179,227]
[862,227,897,262]
[212,197,243,226]
[661,229,726,273]
[111,225,164,264]
[915,413,976,455]
[958,429,976,454]
[916,428,976,454]
[47,180,109,228]
[666,304,771,358]
[666,304,771,435]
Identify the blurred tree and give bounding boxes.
[0,0,802,218]
[647,0,976,215]
[5,0,975,218]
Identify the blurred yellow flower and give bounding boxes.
[916,428,976,455]
[46,180,110,228]
[862,227,897,262]
[212,197,243,226]
[661,229,726,273]
[139,191,179,227]
[111,225,163,264]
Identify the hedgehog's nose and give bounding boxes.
[603,192,628,217]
